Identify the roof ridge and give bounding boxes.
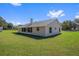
[20,18,58,27]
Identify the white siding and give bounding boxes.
[19,27,46,37]
[18,20,61,37]
[32,27,45,36]
[45,20,61,36]
[0,27,3,31]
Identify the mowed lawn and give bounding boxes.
[0,30,79,56]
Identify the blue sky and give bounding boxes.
[0,3,79,25]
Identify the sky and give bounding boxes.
[0,3,79,25]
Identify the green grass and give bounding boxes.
[0,30,79,56]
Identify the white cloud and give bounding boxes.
[47,10,65,18]
[75,12,79,19]
[75,15,79,19]
[11,22,21,25]
[16,22,21,25]
[10,3,22,6]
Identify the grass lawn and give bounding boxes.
[0,30,79,56]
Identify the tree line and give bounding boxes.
[62,18,79,31]
[0,16,79,30]
[0,16,13,30]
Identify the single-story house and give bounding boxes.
[0,27,3,31]
[72,23,79,31]
[18,18,61,37]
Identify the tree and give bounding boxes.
[0,16,14,30]
[62,20,73,30]
[7,23,13,29]
[0,16,7,29]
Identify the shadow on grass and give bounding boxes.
[13,32,61,40]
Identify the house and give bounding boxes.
[75,23,79,30]
[72,23,79,31]
[18,18,61,37]
[0,27,3,31]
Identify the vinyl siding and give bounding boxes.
[45,20,61,36]
[18,26,46,37]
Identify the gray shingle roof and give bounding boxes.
[75,23,79,25]
[74,21,79,25]
[20,18,59,28]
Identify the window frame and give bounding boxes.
[27,27,32,32]
[37,27,40,31]
[22,28,26,32]
[49,27,52,33]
